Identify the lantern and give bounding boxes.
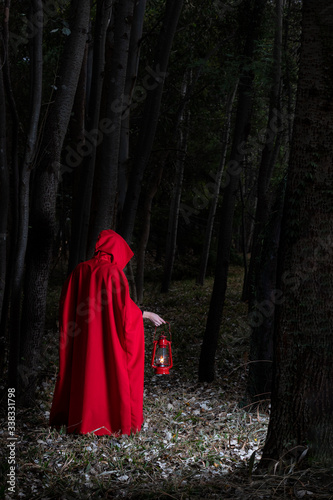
[151,323,173,375]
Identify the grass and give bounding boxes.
[1,265,332,498]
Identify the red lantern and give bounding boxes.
[151,322,173,375]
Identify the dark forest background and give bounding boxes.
[1,0,333,473]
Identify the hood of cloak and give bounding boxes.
[94,230,133,270]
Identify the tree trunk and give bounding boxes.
[18,0,91,405]
[67,0,112,271]
[198,0,266,383]
[118,0,147,219]
[196,81,238,286]
[120,0,184,244]
[244,186,284,407]
[0,0,20,340]
[261,0,333,468]
[0,55,9,370]
[64,41,88,267]
[161,71,190,293]
[87,0,136,255]
[7,0,43,388]
[283,0,296,150]
[243,0,284,401]
[135,164,163,304]
[239,179,248,285]
[243,0,284,303]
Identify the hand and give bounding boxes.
[142,311,166,326]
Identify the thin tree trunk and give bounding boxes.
[239,179,248,287]
[120,0,184,244]
[261,0,333,467]
[7,0,43,389]
[18,0,91,405]
[67,0,112,271]
[161,71,190,293]
[87,0,136,255]
[198,0,266,383]
[196,81,238,286]
[243,162,257,255]
[136,164,163,304]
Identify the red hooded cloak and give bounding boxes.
[49,230,144,436]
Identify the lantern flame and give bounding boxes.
[159,356,164,364]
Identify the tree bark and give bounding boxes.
[198,0,266,383]
[87,0,136,255]
[245,186,284,407]
[0,0,20,339]
[18,0,91,405]
[119,0,184,244]
[243,0,284,303]
[0,55,9,370]
[67,0,112,271]
[118,0,147,219]
[261,0,333,468]
[7,0,43,388]
[244,0,284,402]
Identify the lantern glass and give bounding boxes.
[154,346,170,367]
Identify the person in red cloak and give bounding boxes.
[49,229,165,436]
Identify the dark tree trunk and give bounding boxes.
[245,187,284,406]
[17,0,91,406]
[120,0,184,244]
[198,0,266,383]
[135,164,163,304]
[196,81,238,286]
[68,46,87,147]
[0,0,20,340]
[7,0,43,389]
[243,0,285,401]
[243,0,284,303]
[0,55,9,371]
[87,0,136,255]
[67,0,112,271]
[118,0,147,219]
[161,71,190,293]
[239,181,249,282]
[261,0,333,468]
[65,42,88,266]
[283,0,297,150]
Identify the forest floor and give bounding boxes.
[1,262,333,499]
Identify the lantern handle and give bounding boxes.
[153,321,171,342]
